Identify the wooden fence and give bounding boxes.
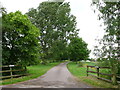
[86,65,120,84]
[0,65,28,80]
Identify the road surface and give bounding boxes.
[2,62,93,88]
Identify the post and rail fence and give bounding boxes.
[0,65,28,80]
[86,65,120,84]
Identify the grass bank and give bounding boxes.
[1,61,62,85]
[67,62,118,88]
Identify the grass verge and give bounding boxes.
[67,62,118,88]
[1,62,62,85]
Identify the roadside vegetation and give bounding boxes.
[92,1,120,85]
[1,1,90,83]
[67,62,118,88]
[1,61,63,85]
[0,0,119,88]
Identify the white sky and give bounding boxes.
[0,0,105,58]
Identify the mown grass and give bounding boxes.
[1,62,62,85]
[67,62,118,88]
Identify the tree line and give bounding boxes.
[1,1,90,67]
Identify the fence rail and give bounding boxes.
[86,65,120,84]
[0,65,28,80]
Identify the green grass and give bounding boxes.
[67,62,118,88]
[1,62,62,85]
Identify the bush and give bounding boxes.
[2,11,41,66]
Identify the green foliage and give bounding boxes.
[2,11,41,66]
[100,69,111,80]
[68,37,90,62]
[96,60,110,67]
[26,2,79,60]
[93,1,120,85]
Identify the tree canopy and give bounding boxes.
[68,37,90,62]
[26,2,79,60]
[1,1,90,66]
[2,11,41,66]
[93,1,120,85]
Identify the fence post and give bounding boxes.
[9,65,14,82]
[96,66,99,79]
[10,66,13,83]
[87,66,88,76]
[10,67,13,79]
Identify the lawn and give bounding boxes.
[1,61,62,85]
[67,62,118,88]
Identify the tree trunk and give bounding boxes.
[111,74,117,85]
[111,66,117,85]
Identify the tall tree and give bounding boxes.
[93,1,120,84]
[26,2,79,60]
[0,7,3,66]
[68,37,90,63]
[2,11,41,66]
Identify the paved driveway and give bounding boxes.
[1,62,92,88]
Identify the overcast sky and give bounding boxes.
[0,0,105,58]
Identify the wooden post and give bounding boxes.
[96,66,99,79]
[9,65,14,82]
[24,66,27,76]
[95,66,99,79]
[87,66,88,76]
[24,66,27,70]
[10,67,13,83]
[10,67,12,79]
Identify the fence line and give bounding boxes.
[0,65,28,80]
[86,65,120,84]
